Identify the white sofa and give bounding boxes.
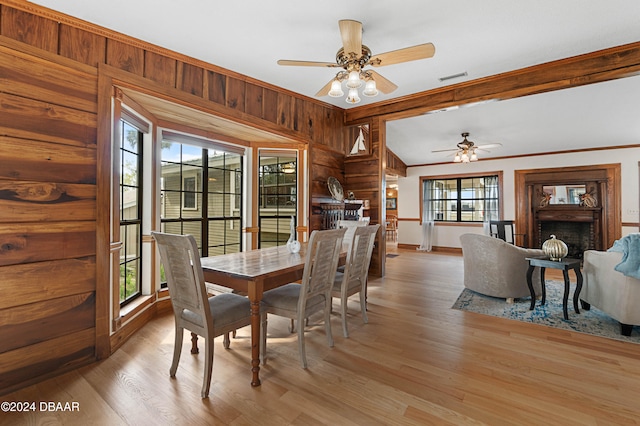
[460,233,545,300]
[581,250,640,336]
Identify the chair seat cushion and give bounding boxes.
[262,283,324,311]
[332,272,345,292]
[182,293,250,329]
[332,271,360,293]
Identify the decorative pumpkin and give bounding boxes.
[542,235,568,261]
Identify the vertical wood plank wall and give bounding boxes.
[0,1,349,394]
[344,117,385,276]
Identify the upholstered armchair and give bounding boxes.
[581,250,640,336]
[460,233,545,301]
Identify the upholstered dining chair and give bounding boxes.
[152,232,252,398]
[260,227,346,368]
[331,224,380,337]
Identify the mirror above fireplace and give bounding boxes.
[542,185,586,205]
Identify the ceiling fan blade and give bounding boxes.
[369,43,435,67]
[431,148,459,153]
[476,143,503,150]
[339,19,362,56]
[277,59,338,67]
[315,78,335,97]
[368,70,398,94]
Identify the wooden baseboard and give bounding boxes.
[397,243,462,255]
[110,304,157,354]
[112,298,172,351]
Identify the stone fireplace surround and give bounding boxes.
[514,164,621,252]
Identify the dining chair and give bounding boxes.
[386,215,398,241]
[337,219,368,249]
[260,227,346,368]
[331,224,380,337]
[151,232,252,398]
[489,220,515,244]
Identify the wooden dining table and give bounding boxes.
[200,243,314,387]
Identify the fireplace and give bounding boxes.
[535,206,601,258]
[539,221,593,259]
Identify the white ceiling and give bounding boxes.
[30,0,640,165]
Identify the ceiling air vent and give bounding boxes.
[438,71,468,82]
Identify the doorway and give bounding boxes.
[386,175,398,250]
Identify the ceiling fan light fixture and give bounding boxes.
[362,79,378,97]
[346,70,363,89]
[346,87,361,104]
[470,150,478,161]
[282,163,296,174]
[453,152,462,163]
[279,19,435,105]
[328,79,344,97]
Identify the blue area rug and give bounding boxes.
[452,281,639,343]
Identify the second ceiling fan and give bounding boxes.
[277,19,435,104]
[432,133,502,163]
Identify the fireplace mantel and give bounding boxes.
[536,206,601,223]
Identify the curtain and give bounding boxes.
[417,180,435,252]
[483,175,499,235]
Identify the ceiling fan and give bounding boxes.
[432,133,502,163]
[277,19,435,104]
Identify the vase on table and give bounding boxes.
[286,216,300,253]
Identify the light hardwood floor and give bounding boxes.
[2,249,640,425]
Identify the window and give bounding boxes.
[160,135,243,263]
[422,174,500,222]
[258,152,297,248]
[119,120,143,306]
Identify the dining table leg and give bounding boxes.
[248,281,263,387]
[249,300,261,386]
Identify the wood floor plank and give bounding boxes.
[2,248,640,425]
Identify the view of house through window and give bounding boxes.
[423,175,499,222]
[119,120,143,306]
[259,152,297,247]
[159,137,243,262]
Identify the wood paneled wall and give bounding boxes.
[344,118,385,276]
[386,149,407,177]
[0,37,99,393]
[0,0,347,394]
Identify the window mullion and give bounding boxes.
[202,149,208,257]
[457,178,462,222]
